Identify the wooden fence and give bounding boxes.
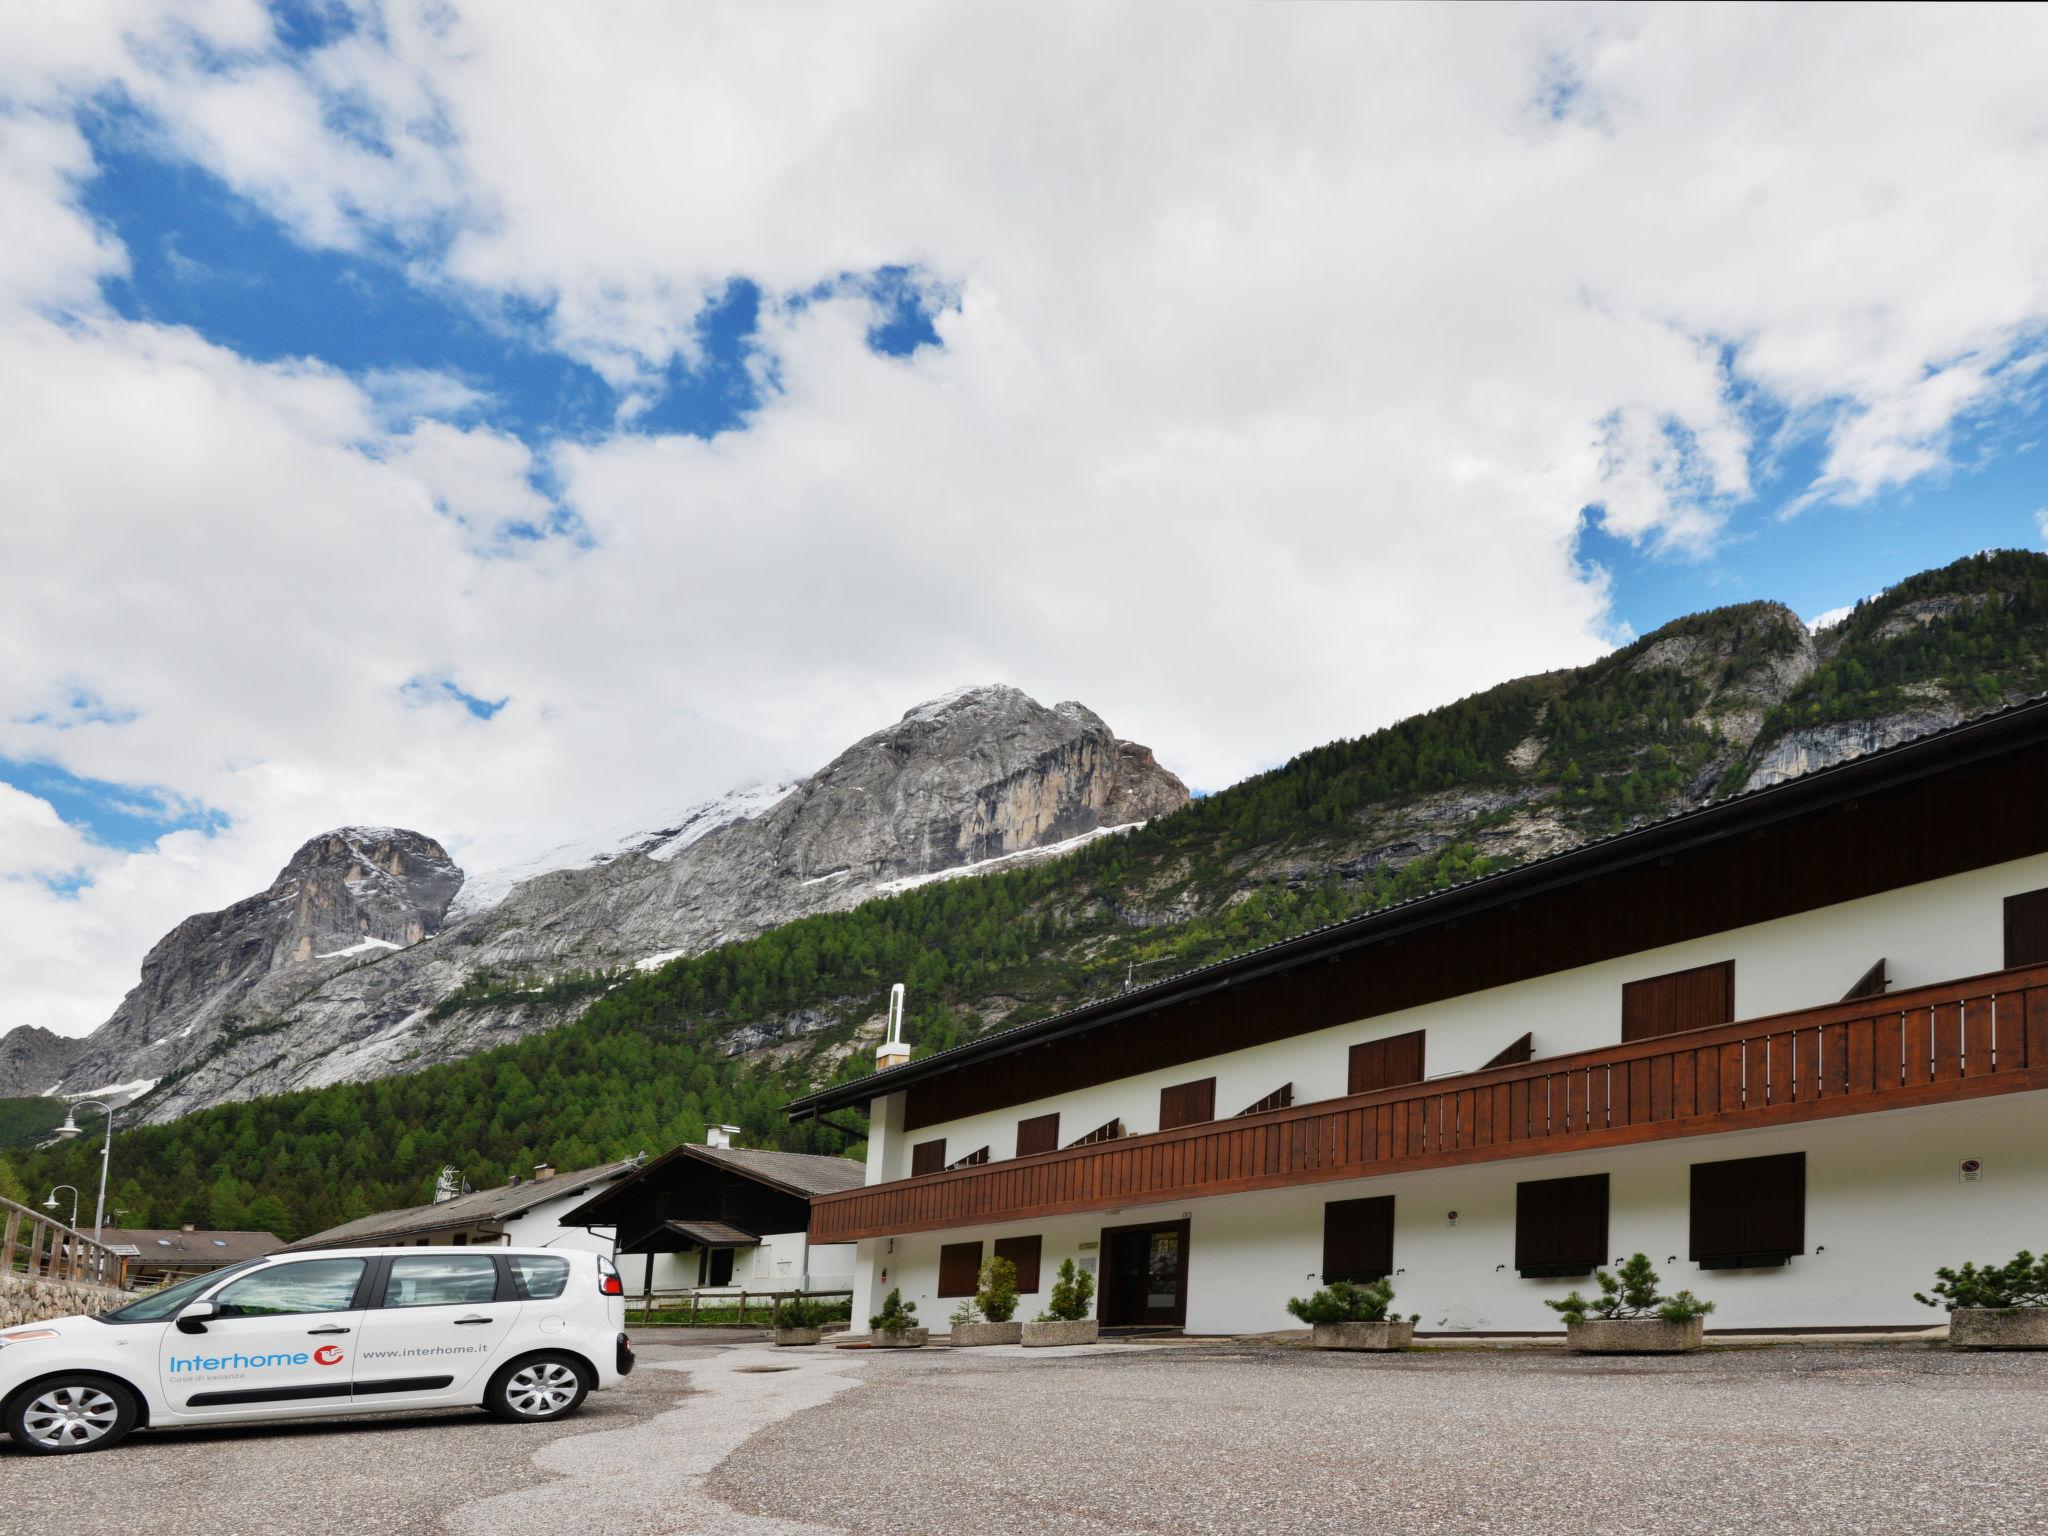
[1,1196,125,1288]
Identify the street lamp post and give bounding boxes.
[42,1184,80,1229]
[53,1099,115,1249]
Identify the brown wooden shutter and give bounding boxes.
[1621,960,1734,1042]
[1515,1173,1608,1278]
[1840,959,1888,1001]
[1321,1196,1395,1284]
[1481,1032,1533,1069]
[1348,1030,1426,1094]
[1015,1113,1060,1158]
[1235,1084,1294,1117]
[910,1139,946,1177]
[1689,1152,1804,1267]
[993,1234,1042,1293]
[1159,1077,1217,1130]
[1067,1118,1123,1148]
[937,1241,983,1297]
[2005,888,2048,968]
[947,1146,991,1169]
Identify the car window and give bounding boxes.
[102,1261,264,1323]
[509,1254,572,1300]
[382,1254,500,1308]
[213,1258,366,1318]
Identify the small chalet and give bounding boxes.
[558,1127,864,1295]
[100,1224,284,1288]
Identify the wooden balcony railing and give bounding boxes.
[810,962,2048,1242]
[1,1197,126,1289]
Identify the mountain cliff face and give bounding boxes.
[12,686,1186,1122]
[41,829,464,1107]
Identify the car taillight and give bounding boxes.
[601,1273,624,1295]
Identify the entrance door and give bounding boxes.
[1100,1220,1190,1327]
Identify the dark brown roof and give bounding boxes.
[101,1228,284,1267]
[786,691,2048,1119]
[287,1158,643,1250]
[661,1219,757,1246]
[556,1141,865,1228]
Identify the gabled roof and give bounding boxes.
[785,692,2048,1120]
[286,1158,643,1250]
[100,1228,283,1267]
[556,1141,865,1227]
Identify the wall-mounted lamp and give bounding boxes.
[1495,1263,1506,1272]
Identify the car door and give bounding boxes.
[157,1256,369,1417]
[352,1252,520,1398]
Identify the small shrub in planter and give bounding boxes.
[1548,1254,1713,1353]
[868,1287,928,1348]
[774,1295,828,1346]
[951,1256,1024,1345]
[1287,1278,1419,1351]
[1023,1258,1098,1347]
[1917,1250,2048,1349]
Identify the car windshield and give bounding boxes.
[102,1260,265,1323]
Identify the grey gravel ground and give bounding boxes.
[709,1341,2048,1536]
[6,1339,2045,1535]
[0,1339,705,1536]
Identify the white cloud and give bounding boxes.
[3,4,2048,1038]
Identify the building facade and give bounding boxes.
[788,702,2048,1335]
[289,1159,643,1258]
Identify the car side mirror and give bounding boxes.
[175,1300,217,1335]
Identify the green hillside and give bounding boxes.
[17,550,2048,1240]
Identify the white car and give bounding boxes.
[0,1246,634,1454]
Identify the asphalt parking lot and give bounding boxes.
[6,1338,2047,1535]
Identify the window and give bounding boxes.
[2005,887,2048,968]
[155,1238,171,1247]
[911,1139,947,1177]
[211,1239,228,1248]
[509,1254,571,1300]
[214,1258,366,1317]
[707,1248,735,1287]
[1321,1196,1394,1284]
[1016,1112,1060,1158]
[383,1254,499,1308]
[1159,1077,1216,1130]
[938,1241,984,1297]
[994,1235,1043,1293]
[1348,1030,1426,1095]
[1691,1152,1805,1268]
[1515,1174,1608,1279]
[1621,960,1734,1042]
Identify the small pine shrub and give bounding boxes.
[1036,1258,1095,1323]
[1546,1253,1715,1324]
[1286,1278,1416,1326]
[976,1255,1020,1323]
[948,1296,982,1327]
[869,1287,919,1336]
[778,1295,828,1330]
[1915,1251,2048,1313]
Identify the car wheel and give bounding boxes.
[484,1354,591,1424]
[5,1375,140,1455]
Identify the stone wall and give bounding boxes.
[1,1272,131,1329]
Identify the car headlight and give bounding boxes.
[0,1328,59,1346]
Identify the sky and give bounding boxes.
[3,2,2047,1041]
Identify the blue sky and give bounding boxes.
[7,5,2048,1037]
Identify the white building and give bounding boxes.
[290,1158,644,1258]
[788,701,2048,1335]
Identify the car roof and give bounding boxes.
[258,1246,592,1261]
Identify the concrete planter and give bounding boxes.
[869,1327,930,1349]
[1566,1317,1705,1354]
[773,1327,823,1347]
[950,1320,1024,1347]
[1022,1319,1099,1347]
[1948,1308,2048,1350]
[1310,1320,1415,1352]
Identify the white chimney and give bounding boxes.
[705,1125,742,1150]
[875,982,911,1071]
[532,1162,556,1182]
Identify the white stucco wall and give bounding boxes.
[871,852,2048,1182]
[852,1092,2048,1334]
